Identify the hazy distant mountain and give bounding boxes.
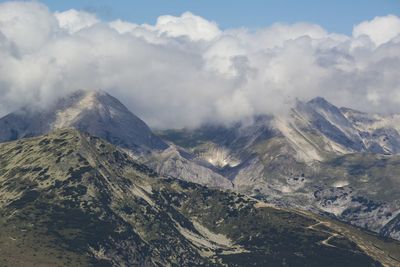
[159,97,400,241]
[277,97,400,159]
[0,129,398,266]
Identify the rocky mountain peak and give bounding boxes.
[307,96,331,106]
[0,89,168,153]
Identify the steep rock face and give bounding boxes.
[2,130,398,266]
[284,97,400,159]
[341,107,400,154]
[297,97,365,152]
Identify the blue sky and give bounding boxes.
[7,0,399,34]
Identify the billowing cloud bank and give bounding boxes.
[0,1,399,128]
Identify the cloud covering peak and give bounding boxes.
[0,1,400,128]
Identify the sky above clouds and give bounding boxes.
[0,1,400,128]
[23,0,400,35]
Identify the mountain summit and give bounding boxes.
[0,90,168,153]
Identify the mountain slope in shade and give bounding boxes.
[1,129,399,266]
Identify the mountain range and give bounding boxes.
[1,90,400,266]
[159,96,400,241]
[1,128,400,266]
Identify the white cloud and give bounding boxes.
[155,11,221,41]
[109,19,138,34]
[0,1,58,52]
[0,1,399,128]
[55,9,99,33]
[353,14,400,46]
